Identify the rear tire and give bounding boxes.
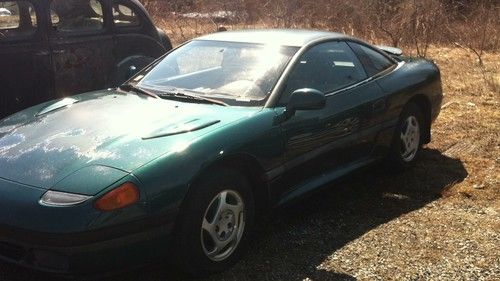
[386,102,424,172]
[173,168,254,276]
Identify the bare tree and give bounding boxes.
[365,0,407,47]
[451,0,499,91]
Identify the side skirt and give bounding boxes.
[276,158,376,206]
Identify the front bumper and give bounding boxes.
[0,216,175,275]
[0,177,177,275]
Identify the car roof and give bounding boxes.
[195,29,349,47]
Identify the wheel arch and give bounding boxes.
[407,94,432,144]
[185,153,270,217]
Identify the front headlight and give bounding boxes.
[39,190,92,207]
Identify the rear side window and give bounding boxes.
[50,0,104,33]
[112,2,140,27]
[348,42,395,77]
[0,1,36,39]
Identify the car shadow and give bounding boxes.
[0,148,467,281]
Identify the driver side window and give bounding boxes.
[280,41,367,104]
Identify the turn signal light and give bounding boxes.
[94,182,140,211]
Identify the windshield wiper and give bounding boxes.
[156,90,228,106]
[119,84,159,99]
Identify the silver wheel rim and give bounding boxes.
[400,116,420,162]
[201,190,245,262]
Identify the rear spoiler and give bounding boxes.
[377,45,403,56]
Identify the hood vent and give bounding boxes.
[143,119,220,140]
[36,98,79,116]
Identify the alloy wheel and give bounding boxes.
[400,115,420,162]
[200,190,246,262]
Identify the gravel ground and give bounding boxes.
[318,198,500,281]
[0,47,498,281]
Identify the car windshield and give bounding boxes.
[136,40,299,106]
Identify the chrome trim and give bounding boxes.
[325,77,374,97]
[395,60,406,71]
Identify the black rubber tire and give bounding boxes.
[173,167,255,276]
[386,102,424,172]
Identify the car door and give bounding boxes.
[109,0,166,86]
[0,0,52,118]
[48,0,114,97]
[347,41,399,157]
[276,41,385,193]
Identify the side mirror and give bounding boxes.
[285,88,326,118]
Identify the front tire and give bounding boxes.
[173,168,255,275]
[386,102,424,171]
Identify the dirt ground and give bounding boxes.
[0,47,498,281]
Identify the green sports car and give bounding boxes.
[0,29,442,275]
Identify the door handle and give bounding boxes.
[52,49,66,54]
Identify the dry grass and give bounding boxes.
[146,0,499,56]
[428,47,499,200]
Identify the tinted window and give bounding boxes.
[50,0,103,32]
[281,41,367,102]
[349,42,395,77]
[113,2,140,27]
[0,1,36,39]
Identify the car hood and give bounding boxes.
[0,90,258,189]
